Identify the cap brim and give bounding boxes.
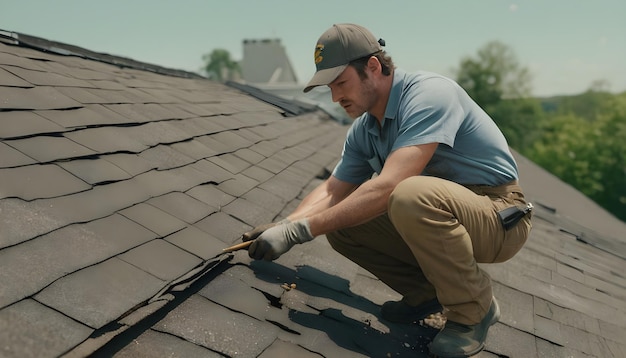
[303,64,348,93]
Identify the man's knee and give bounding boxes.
[388,176,430,219]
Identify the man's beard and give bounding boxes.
[342,77,377,119]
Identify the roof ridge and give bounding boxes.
[0,29,204,80]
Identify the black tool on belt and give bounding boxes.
[498,202,533,230]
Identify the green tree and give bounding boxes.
[527,93,626,221]
[488,97,544,151]
[202,49,241,82]
[454,41,538,151]
[454,41,532,109]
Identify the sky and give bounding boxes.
[1,0,625,97]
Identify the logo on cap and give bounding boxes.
[314,44,324,65]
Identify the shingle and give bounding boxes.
[120,203,187,237]
[56,88,131,105]
[3,65,94,87]
[484,323,539,357]
[103,152,157,176]
[208,153,251,174]
[170,139,217,161]
[233,147,266,165]
[40,178,150,225]
[59,157,132,184]
[193,136,232,157]
[185,183,234,210]
[146,192,214,224]
[88,79,126,90]
[197,274,275,321]
[249,140,283,157]
[225,96,282,113]
[153,294,280,357]
[48,64,116,81]
[0,163,91,200]
[0,142,36,168]
[235,127,267,143]
[134,165,208,197]
[190,159,237,183]
[118,239,202,281]
[0,111,65,138]
[258,174,304,202]
[0,50,47,71]
[0,198,65,248]
[0,86,82,110]
[217,173,259,197]
[257,156,290,174]
[222,197,279,227]
[65,126,150,154]
[139,145,196,170]
[0,67,33,87]
[193,212,251,244]
[492,282,534,333]
[241,165,275,183]
[103,103,152,122]
[34,258,165,329]
[127,103,182,121]
[36,105,124,128]
[242,187,286,211]
[0,214,156,307]
[210,131,253,152]
[114,329,222,358]
[260,339,324,358]
[534,315,564,346]
[165,225,225,260]
[5,135,96,162]
[175,117,222,137]
[231,109,283,126]
[599,319,626,347]
[0,299,92,358]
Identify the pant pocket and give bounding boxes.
[493,215,531,263]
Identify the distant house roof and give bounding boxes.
[0,30,625,358]
[241,38,298,85]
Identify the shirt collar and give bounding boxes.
[365,68,406,136]
[384,68,406,121]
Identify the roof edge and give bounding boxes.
[0,29,204,80]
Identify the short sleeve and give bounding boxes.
[392,77,465,151]
[332,120,376,184]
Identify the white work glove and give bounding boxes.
[248,219,314,261]
[241,219,290,242]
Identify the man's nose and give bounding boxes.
[330,88,342,103]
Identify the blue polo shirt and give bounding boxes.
[332,69,518,186]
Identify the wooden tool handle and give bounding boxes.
[222,240,253,253]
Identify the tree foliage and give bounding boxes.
[527,92,626,220]
[454,41,532,109]
[201,49,241,82]
[454,41,625,221]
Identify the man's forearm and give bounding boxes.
[288,178,355,221]
[307,178,392,237]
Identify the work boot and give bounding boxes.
[381,297,442,324]
[429,297,500,357]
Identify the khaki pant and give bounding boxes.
[327,176,532,325]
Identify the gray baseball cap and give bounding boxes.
[303,24,384,93]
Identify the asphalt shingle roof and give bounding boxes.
[1,31,625,358]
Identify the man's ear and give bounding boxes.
[366,56,382,74]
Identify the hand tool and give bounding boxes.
[222,240,253,253]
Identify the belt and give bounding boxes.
[464,180,524,198]
[464,180,532,230]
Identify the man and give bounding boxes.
[242,23,532,357]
